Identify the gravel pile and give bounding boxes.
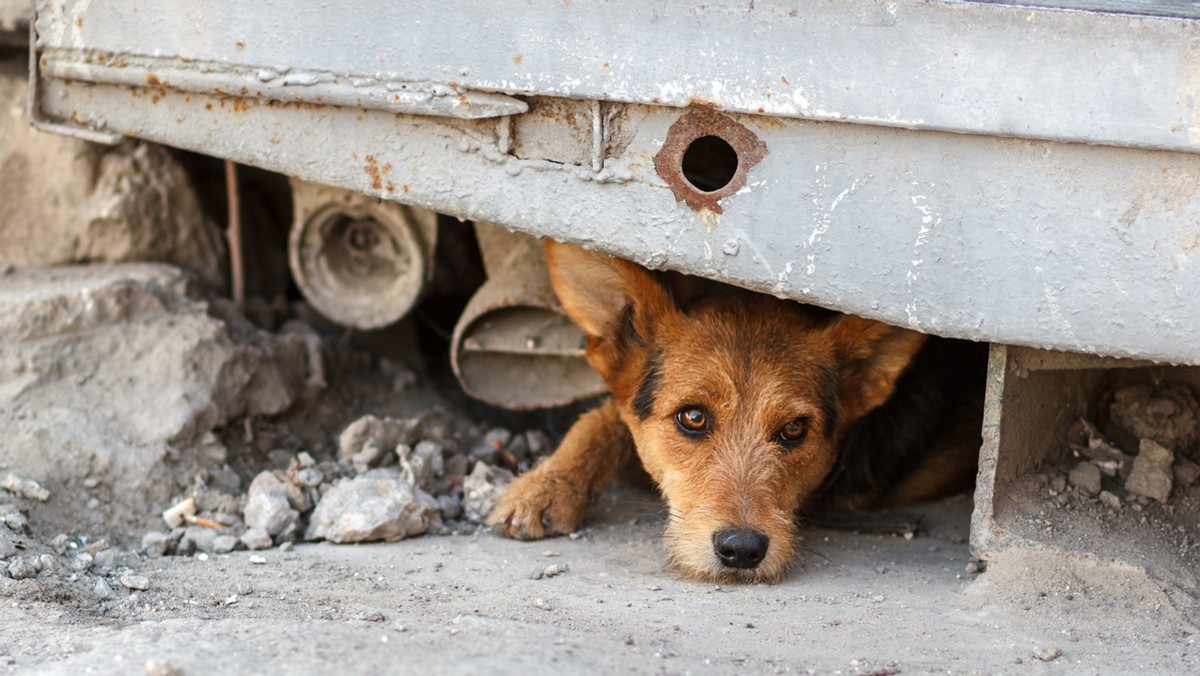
[2,478,157,609]
[137,415,553,557]
[1037,383,1200,538]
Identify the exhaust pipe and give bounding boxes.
[451,224,605,410]
[288,179,437,329]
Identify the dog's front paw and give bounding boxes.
[488,468,590,540]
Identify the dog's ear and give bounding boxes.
[545,240,674,375]
[824,315,927,420]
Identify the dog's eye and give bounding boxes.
[776,417,809,447]
[675,407,710,435]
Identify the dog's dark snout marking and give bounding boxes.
[713,529,770,569]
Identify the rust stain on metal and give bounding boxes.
[363,155,394,192]
[230,97,255,113]
[653,109,769,214]
[686,96,722,111]
[265,100,329,112]
[146,73,163,87]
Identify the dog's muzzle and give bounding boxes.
[712,529,769,569]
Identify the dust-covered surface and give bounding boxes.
[1,488,1197,674]
[994,386,1200,600]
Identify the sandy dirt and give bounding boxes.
[2,485,1197,675]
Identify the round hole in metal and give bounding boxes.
[680,135,739,193]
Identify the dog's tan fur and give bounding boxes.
[490,241,979,582]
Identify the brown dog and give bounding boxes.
[490,241,986,582]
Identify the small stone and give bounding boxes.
[249,555,267,565]
[543,563,569,577]
[93,578,116,600]
[0,474,50,501]
[0,507,28,533]
[161,497,196,529]
[141,531,174,557]
[244,472,300,537]
[528,568,544,580]
[1098,491,1123,510]
[71,552,94,572]
[443,454,469,480]
[279,541,294,552]
[1125,438,1174,502]
[399,441,443,493]
[1174,458,1200,488]
[296,468,324,488]
[37,554,61,575]
[1049,474,1067,494]
[533,597,552,611]
[1067,462,1102,496]
[237,581,254,595]
[120,574,151,591]
[51,534,71,555]
[179,525,219,554]
[306,470,440,543]
[337,415,422,472]
[964,561,981,574]
[7,556,41,579]
[437,494,463,521]
[239,527,272,551]
[1033,646,1062,662]
[462,461,514,523]
[211,535,240,554]
[92,548,125,570]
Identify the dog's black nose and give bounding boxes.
[712,529,769,569]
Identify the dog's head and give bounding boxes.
[547,241,926,582]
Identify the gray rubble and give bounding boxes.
[243,472,301,539]
[306,470,441,543]
[1125,438,1175,503]
[337,414,425,473]
[240,528,273,551]
[463,461,514,523]
[1067,462,1102,496]
[1108,383,1199,461]
[0,263,314,527]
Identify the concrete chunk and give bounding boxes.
[1125,438,1174,502]
[306,470,440,543]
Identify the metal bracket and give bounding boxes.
[26,29,122,144]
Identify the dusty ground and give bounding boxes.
[2,485,1197,675]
